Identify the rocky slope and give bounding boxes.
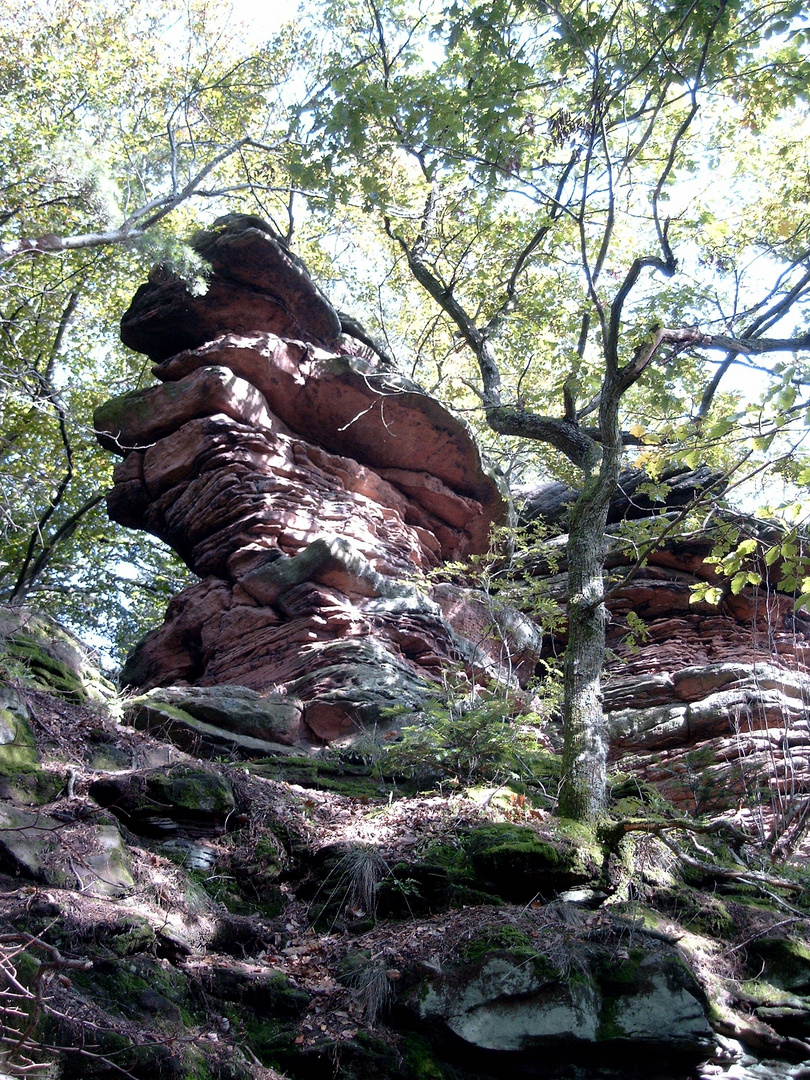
[2,606,810,1080]
[3,213,810,1079]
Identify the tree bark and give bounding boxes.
[557,479,612,819]
[557,374,623,820]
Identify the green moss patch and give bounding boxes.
[148,766,235,816]
[247,754,389,798]
[463,822,600,902]
[0,608,114,702]
[746,936,810,992]
[654,884,736,939]
[401,1033,451,1080]
[0,703,38,771]
[461,928,556,977]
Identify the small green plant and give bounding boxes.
[337,950,398,1025]
[0,648,38,688]
[311,844,390,927]
[381,691,553,789]
[622,611,650,653]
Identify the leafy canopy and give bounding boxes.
[0,0,301,658]
[293,0,810,485]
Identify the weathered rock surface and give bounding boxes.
[0,605,115,703]
[520,477,810,844]
[97,215,521,747]
[3,626,810,1080]
[409,945,713,1056]
[0,804,134,897]
[518,464,727,527]
[121,217,343,359]
[89,764,236,835]
[129,684,305,755]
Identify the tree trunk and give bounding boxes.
[557,481,612,820]
[557,382,624,821]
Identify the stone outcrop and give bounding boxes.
[407,945,713,1058]
[521,479,810,846]
[96,215,524,746]
[97,213,810,846]
[8,220,810,1080]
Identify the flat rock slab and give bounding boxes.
[89,765,236,835]
[132,685,304,743]
[0,805,133,897]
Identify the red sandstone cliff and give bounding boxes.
[96,215,532,745]
[96,214,810,849]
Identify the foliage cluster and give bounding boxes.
[380,691,558,791]
[0,0,302,657]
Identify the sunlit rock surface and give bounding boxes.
[98,212,810,842]
[408,946,712,1056]
[97,215,519,747]
[521,476,810,844]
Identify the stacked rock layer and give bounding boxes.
[96,214,810,842]
[521,479,810,847]
[96,216,522,746]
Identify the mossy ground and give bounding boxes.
[5,642,810,1080]
[461,926,553,973]
[247,754,393,798]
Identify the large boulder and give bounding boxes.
[0,804,134,897]
[407,943,713,1061]
[0,605,115,703]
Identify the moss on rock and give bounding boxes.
[463,822,600,902]
[746,936,810,992]
[0,698,38,770]
[0,606,114,702]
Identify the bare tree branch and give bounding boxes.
[0,138,280,266]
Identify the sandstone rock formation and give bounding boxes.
[521,478,810,850]
[96,214,810,848]
[96,215,528,747]
[407,946,713,1059]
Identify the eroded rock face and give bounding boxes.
[97,215,518,746]
[522,478,810,838]
[120,216,343,359]
[408,945,713,1058]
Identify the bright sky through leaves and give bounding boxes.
[227,0,301,35]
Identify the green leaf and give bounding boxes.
[736,538,759,557]
[730,571,748,595]
[764,545,781,566]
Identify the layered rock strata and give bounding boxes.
[96,216,523,745]
[522,479,810,845]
